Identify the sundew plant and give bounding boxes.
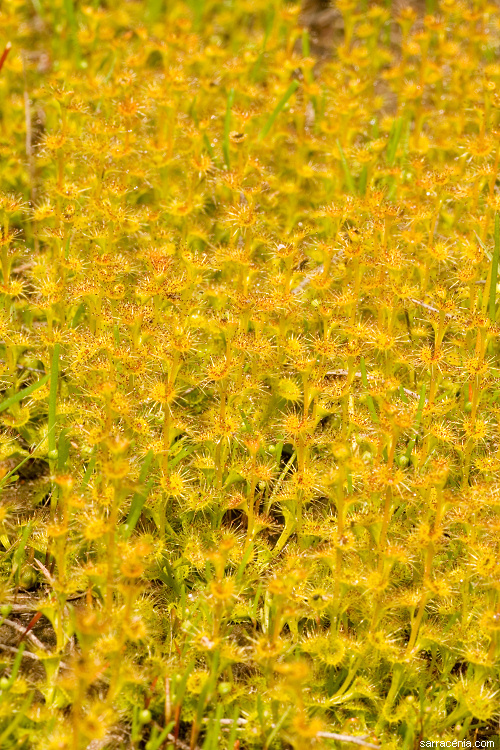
[1,0,500,748]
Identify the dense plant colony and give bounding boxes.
[1,0,500,747]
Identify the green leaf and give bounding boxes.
[81,455,96,489]
[336,139,356,194]
[173,659,196,706]
[387,116,404,165]
[236,542,255,583]
[0,691,34,745]
[250,7,275,81]
[3,643,26,689]
[156,554,180,595]
[263,705,291,750]
[169,442,196,470]
[123,479,154,538]
[302,29,310,58]
[146,0,163,23]
[48,343,60,457]
[203,132,215,158]
[147,722,175,750]
[0,374,49,413]
[223,88,235,169]
[360,357,379,424]
[63,0,81,63]
[123,450,155,537]
[13,521,33,570]
[259,80,299,141]
[0,455,29,489]
[57,428,70,471]
[71,302,85,328]
[358,164,368,196]
[266,450,296,512]
[405,383,427,461]
[399,384,409,404]
[239,408,252,432]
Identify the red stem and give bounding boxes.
[0,43,11,74]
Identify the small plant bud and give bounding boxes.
[20,569,37,589]
[218,681,232,695]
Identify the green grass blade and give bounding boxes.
[103,53,117,84]
[12,521,33,583]
[149,723,175,750]
[223,88,235,169]
[358,164,368,196]
[195,666,216,734]
[251,582,263,622]
[405,383,427,461]
[57,428,70,471]
[360,357,379,423]
[251,7,275,81]
[146,0,163,23]
[123,450,155,537]
[302,29,310,58]
[263,705,291,750]
[124,479,154,538]
[0,433,50,489]
[336,139,356,194]
[209,703,224,750]
[387,116,404,165]
[158,555,180,594]
[0,691,34,745]
[266,450,296,512]
[347,472,353,494]
[169,443,196,470]
[187,0,204,30]
[48,343,60,458]
[236,541,254,583]
[0,373,49,413]
[489,212,499,322]
[0,454,30,488]
[203,133,215,159]
[275,439,283,468]
[81,455,96,488]
[5,643,25,688]
[71,302,85,328]
[173,658,196,706]
[227,706,240,749]
[259,80,299,141]
[239,408,252,432]
[64,0,81,64]
[30,0,45,18]
[138,449,155,484]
